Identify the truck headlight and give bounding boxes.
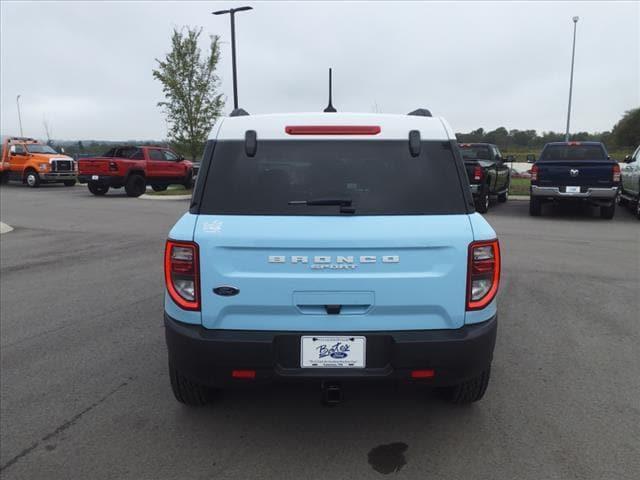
[39,163,49,171]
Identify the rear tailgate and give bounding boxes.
[194,215,474,332]
[78,157,113,175]
[536,161,616,188]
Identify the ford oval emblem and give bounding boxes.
[213,286,240,297]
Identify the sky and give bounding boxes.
[1,1,638,140]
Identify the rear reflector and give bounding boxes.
[232,370,256,379]
[411,369,435,379]
[285,125,381,135]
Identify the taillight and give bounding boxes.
[613,164,620,183]
[530,165,538,182]
[164,240,200,311]
[473,165,483,181]
[467,239,501,311]
[109,161,118,172]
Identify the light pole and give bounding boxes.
[16,95,24,136]
[212,6,253,112]
[565,16,579,142]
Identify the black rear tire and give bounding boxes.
[63,180,76,187]
[600,202,615,219]
[169,362,213,406]
[475,190,489,213]
[125,174,146,197]
[529,197,542,216]
[183,170,194,190]
[88,182,109,196]
[447,368,491,404]
[0,172,8,185]
[151,185,168,192]
[497,190,508,203]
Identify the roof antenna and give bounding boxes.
[323,68,337,112]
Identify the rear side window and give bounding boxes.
[199,140,467,215]
[540,145,607,161]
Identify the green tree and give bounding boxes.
[611,108,640,148]
[153,27,224,160]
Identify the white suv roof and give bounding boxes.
[209,112,455,141]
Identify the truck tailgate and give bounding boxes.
[78,157,113,174]
[536,161,616,188]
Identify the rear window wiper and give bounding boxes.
[288,198,352,206]
[288,198,355,214]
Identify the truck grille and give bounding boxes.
[52,160,73,172]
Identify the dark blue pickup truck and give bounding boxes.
[529,142,620,219]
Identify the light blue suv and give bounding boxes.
[164,111,500,406]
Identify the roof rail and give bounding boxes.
[7,137,37,142]
[408,108,432,117]
[230,108,250,117]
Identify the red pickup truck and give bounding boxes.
[78,145,194,197]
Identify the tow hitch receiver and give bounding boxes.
[321,381,343,406]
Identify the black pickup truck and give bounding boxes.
[529,141,620,219]
[458,143,511,213]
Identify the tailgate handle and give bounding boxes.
[325,305,341,315]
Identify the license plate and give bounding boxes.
[566,186,580,193]
[301,336,366,368]
[91,175,99,180]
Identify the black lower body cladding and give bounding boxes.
[164,313,497,388]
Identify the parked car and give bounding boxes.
[618,146,640,219]
[458,143,510,212]
[164,110,500,407]
[0,137,77,187]
[78,145,194,197]
[529,141,620,219]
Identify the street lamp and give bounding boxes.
[565,16,579,142]
[16,95,24,136]
[212,6,253,112]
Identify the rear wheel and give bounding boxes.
[475,190,489,213]
[88,182,109,196]
[529,197,542,216]
[125,174,146,197]
[635,199,640,220]
[446,368,491,404]
[0,172,8,184]
[25,170,40,188]
[600,202,615,219]
[497,190,508,203]
[151,185,168,192]
[617,188,628,206]
[169,362,213,406]
[63,180,76,187]
[183,170,194,190]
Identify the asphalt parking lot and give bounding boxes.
[1,184,638,480]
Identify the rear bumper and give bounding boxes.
[165,313,497,387]
[78,174,124,186]
[530,185,617,200]
[469,184,480,194]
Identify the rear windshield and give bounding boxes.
[198,140,467,215]
[540,145,607,161]
[459,145,491,160]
